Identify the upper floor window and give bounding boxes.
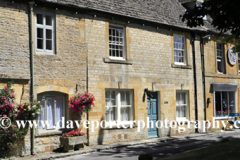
[217,43,225,74]
[109,25,126,60]
[173,35,186,65]
[176,91,189,120]
[35,11,55,54]
[105,90,133,124]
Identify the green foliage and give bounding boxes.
[17,101,41,120]
[182,0,240,52]
[0,82,28,157]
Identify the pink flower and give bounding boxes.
[14,125,17,128]
[2,96,6,100]
[3,115,7,117]
[14,133,16,136]
[11,93,15,98]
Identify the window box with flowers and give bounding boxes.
[60,129,87,152]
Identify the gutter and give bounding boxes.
[29,1,35,155]
[191,32,198,133]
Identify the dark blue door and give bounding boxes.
[147,93,158,138]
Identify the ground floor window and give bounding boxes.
[176,91,189,120]
[105,89,133,123]
[37,92,66,130]
[215,91,236,117]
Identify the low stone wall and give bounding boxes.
[35,135,61,153]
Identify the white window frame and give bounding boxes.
[109,24,126,60]
[37,92,66,131]
[173,34,187,65]
[176,90,189,121]
[35,11,55,54]
[217,43,224,74]
[105,89,133,126]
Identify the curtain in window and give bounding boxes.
[176,92,186,118]
[105,91,116,121]
[120,91,130,121]
[56,96,63,128]
[38,96,44,130]
[47,97,54,129]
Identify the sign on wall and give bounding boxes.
[227,46,237,66]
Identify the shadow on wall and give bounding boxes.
[97,116,104,145]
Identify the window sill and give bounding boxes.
[214,117,229,120]
[103,57,133,65]
[171,63,192,69]
[101,123,137,130]
[36,129,67,137]
[35,52,55,56]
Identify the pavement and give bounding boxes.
[11,130,240,160]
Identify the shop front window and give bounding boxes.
[215,91,235,117]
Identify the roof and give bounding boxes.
[44,0,208,32]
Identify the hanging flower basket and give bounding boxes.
[69,93,95,114]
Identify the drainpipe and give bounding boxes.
[200,35,207,122]
[191,32,198,133]
[29,1,35,155]
[200,35,208,133]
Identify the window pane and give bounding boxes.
[222,92,228,114]
[121,91,126,105]
[46,97,54,129]
[229,92,235,115]
[38,96,45,130]
[180,106,185,117]
[215,92,221,116]
[176,107,180,118]
[46,40,52,50]
[56,96,63,128]
[46,29,52,39]
[37,14,43,24]
[111,91,116,105]
[46,15,52,26]
[105,91,116,121]
[37,39,43,49]
[109,27,124,58]
[37,28,43,38]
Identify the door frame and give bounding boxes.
[147,91,161,138]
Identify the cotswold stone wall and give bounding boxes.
[32,7,87,153]
[0,1,30,80]
[0,1,88,155]
[203,38,240,131]
[85,16,204,145]
[0,1,31,156]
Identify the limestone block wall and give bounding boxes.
[31,7,87,153]
[85,16,204,145]
[203,38,240,131]
[0,1,30,79]
[0,1,32,156]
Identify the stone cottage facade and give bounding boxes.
[0,0,234,156]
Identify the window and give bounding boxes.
[37,92,65,130]
[215,91,236,117]
[176,91,189,120]
[105,90,133,123]
[35,11,55,54]
[109,25,125,60]
[173,35,186,65]
[238,53,240,74]
[217,43,225,73]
